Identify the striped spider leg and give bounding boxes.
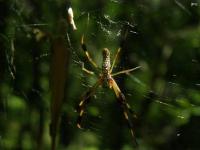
[77,35,140,145]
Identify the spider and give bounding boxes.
[77,34,141,144]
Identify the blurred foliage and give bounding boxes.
[0,0,200,149]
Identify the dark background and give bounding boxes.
[0,0,200,149]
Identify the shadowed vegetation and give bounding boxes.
[0,0,200,149]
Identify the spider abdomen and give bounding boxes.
[102,48,111,78]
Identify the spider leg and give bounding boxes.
[110,28,129,73]
[77,78,103,129]
[110,48,121,73]
[81,62,94,75]
[111,66,141,77]
[109,77,138,145]
[81,35,98,68]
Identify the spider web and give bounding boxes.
[1,0,200,149]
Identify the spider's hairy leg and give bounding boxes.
[110,48,121,73]
[110,28,128,73]
[126,103,137,119]
[109,77,138,145]
[111,66,141,77]
[81,34,98,68]
[77,78,103,129]
[81,62,94,75]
